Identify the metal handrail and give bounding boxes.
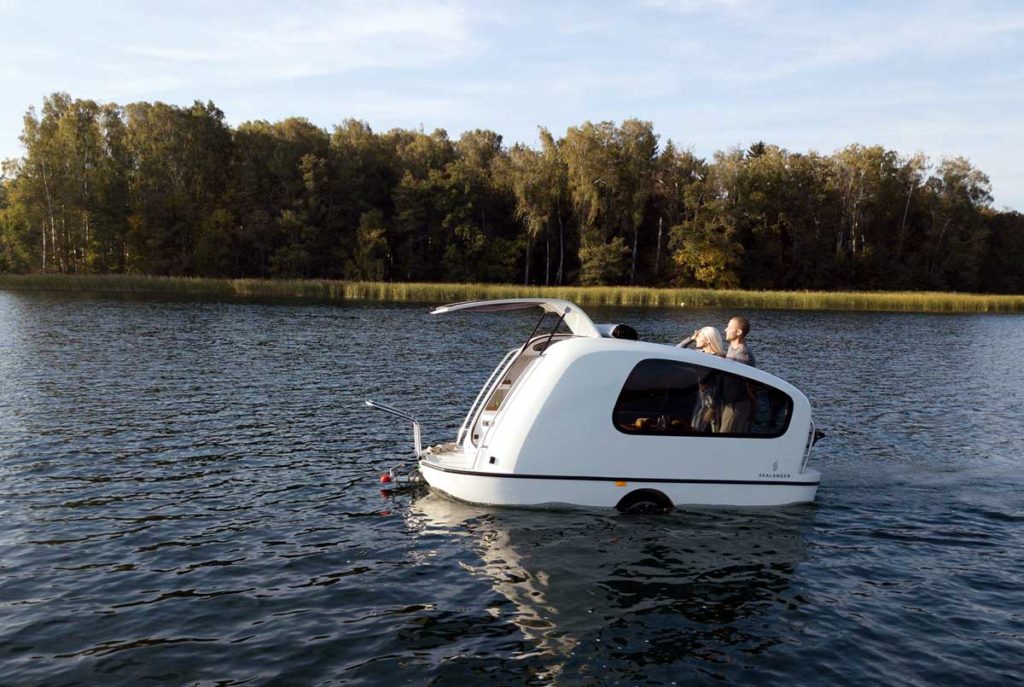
[801,419,816,473]
[365,400,422,457]
[456,347,518,445]
[475,353,543,460]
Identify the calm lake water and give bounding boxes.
[0,291,1022,686]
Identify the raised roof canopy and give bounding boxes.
[429,299,601,338]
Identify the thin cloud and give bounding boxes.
[641,0,758,14]
[117,2,476,81]
[677,3,1024,84]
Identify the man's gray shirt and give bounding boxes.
[726,342,756,367]
[721,343,756,404]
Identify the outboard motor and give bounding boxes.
[595,323,639,340]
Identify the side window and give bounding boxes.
[613,359,792,438]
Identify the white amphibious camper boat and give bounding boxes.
[368,299,821,512]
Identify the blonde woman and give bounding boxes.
[678,326,726,357]
[678,326,725,432]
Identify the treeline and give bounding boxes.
[1,92,1022,292]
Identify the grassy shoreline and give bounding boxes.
[1,273,1022,313]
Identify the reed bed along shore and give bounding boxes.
[1,274,1022,313]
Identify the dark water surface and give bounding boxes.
[1,291,1021,686]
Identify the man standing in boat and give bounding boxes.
[725,316,755,367]
[720,316,756,433]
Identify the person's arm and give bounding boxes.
[677,329,700,348]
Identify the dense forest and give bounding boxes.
[1,93,1022,293]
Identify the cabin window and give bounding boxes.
[612,359,793,438]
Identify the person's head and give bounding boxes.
[725,316,750,343]
[695,326,725,356]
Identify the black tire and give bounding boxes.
[616,489,673,515]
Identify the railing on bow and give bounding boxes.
[802,419,825,473]
[365,400,422,458]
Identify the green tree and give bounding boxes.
[0,160,35,272]
[616,119,658,283]
[538,128,570,285]
[579,236,631,285]
[194,208,238,277]
[414,129,516,284]
[670,202,742,288]
[124,100,232,274]
[979,211,1024,293]
[344,209,390,281]
[653,142,706,282]
[563,122,620,284]
[386,128,456,280]
[508,143,560,284]
[268,153,336,278]
[230,117,330,276]
[0,165,31,272]
[18,94,102,273]
[920,157,992,289]
[669,156,743,288]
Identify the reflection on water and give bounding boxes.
[405,492,811,683]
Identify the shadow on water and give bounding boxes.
[395,492,815,685]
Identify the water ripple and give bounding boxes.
[0,293,1022,685]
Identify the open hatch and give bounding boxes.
[432,299,603,449]
[430,299,602,339]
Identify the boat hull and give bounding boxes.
[420,459,820,509]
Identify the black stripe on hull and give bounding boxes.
[421,461,820,487]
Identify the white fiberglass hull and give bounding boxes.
[420,456,820,509]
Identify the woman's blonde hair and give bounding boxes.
[698,326,725,356]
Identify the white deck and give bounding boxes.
[421,444,476,471]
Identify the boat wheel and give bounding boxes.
[616,489,673,515]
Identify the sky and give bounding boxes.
[2,0,1022,209]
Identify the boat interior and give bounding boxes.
[465,331,575,449]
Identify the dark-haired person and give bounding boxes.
[720,316,756,433]
[724,316,755,367]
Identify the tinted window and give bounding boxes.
[613,359,792,437]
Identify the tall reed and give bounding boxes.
[1,274,1022,313]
